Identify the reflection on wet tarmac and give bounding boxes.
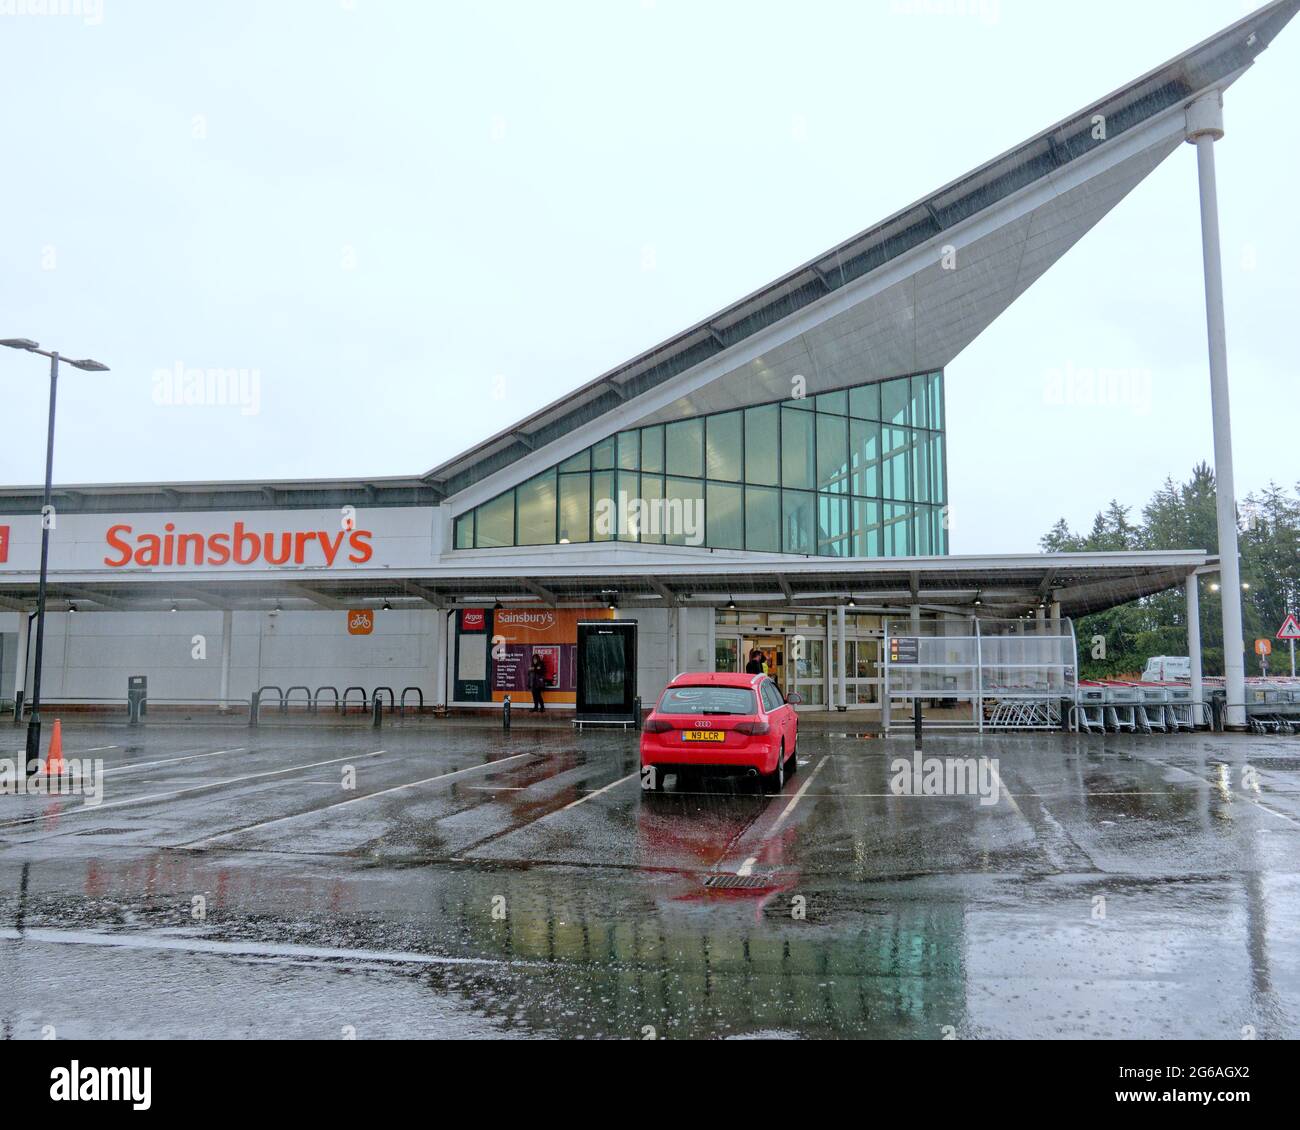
[1,722,1296,1038]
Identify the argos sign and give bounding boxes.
[0,507,437,577]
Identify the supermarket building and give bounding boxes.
[1,3,1293,722]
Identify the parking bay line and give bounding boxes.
[0,750,387,834]
[104,747,248,776]
[731,755,830,876]
[1147,756,1300,829]
[560,772,638,811]
[182,752,536,847]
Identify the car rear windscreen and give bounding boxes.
[658,686,757,715]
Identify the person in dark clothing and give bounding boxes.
[744,649,765,675]
[529,655,547,713]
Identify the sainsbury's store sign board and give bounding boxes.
[0,507,439,577]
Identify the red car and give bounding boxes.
[640,673,802,792]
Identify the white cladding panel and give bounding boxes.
[2,605,718,711]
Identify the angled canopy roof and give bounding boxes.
[426,0,1299,505]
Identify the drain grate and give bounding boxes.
[74,828,137,836]
[703,874,770,890]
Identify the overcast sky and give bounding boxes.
[1,0,1295,555]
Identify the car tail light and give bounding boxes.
[734,721,770,735]
[643,718,674,733]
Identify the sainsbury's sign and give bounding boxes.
[103,522,373,568]
[0,507,438,576]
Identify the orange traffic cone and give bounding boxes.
[46,719,64,778]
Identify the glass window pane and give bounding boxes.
[850,382,880,421]
[641,425,664,474]
[617,430,640,471]
[884,502,912,556]
[706,481,744,550]
[929,372,944,431]
[783,395,813,411]
[617,470,639,541]
[781,408,815,490]
[592,436,616,470]
[592,470,615,542]
[665,418,704,478]
[818,494,851,557]
[882,378,909,426]
[744,405,779,487]
[851,418,880,498]
[911,374,929,429]
[516,469,557,546]
[454,512,474,550]
[912,431,932,503]
[883,427,911,501]
[781,489,815,554]
[476,492,515,548]
[745,486,780,552]
[666,477,704,547]
[816,414,848,494]
[705,411,743,482]
[559,448,591,473]
[558,472,590,544]
[641,474,665,544]
[853,499,881,558]
[815,390,848,416]
[933,436,946,503]
[914,505,933,556]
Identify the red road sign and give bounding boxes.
[1278,614,1300,641]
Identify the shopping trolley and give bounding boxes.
[1103,682,1138,732]
[1074,682,1107,734]
[1158,682,1198,732]
[1132,683,1170,734]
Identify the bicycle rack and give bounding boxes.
[313,686,340,714]
[372,687,395,714]
[341,687,367,715]
[250,686,283,727]
[284,686,311,714]
[399,687,424,718]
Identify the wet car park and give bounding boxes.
[1,717,1297,1040]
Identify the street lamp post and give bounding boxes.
[1,339,110,774]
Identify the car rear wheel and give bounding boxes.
[768,741,786,792]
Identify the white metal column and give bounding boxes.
[428,606,444,708]
[1187,92,1247,729]
[218,609,233,709]
[835,605,847,712]
[1186,571,1203,724]
[13,610,30,711]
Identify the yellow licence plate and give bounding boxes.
[683,731,726,743]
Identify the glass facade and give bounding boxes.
[453,372,947,558]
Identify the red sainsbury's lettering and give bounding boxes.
[101,522,376,569]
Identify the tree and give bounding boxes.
[1042,467,1299,679]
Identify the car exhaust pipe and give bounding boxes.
[745,768,759,778]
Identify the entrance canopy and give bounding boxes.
[0,549,1212,620]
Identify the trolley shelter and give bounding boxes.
[883,618,1078,732]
